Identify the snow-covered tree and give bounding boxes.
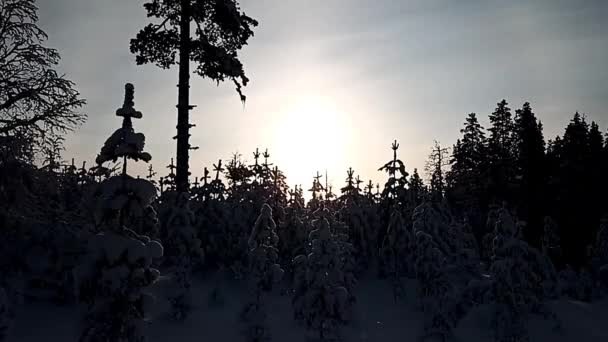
[76,83,163,342]
[292,217,351,341]
[412,201,479,275]
[379,210,415,299]
[487,209,559,342]
[76,230,163,342]
[242,204,284,342]
[313,208,357,297]
[277,205,308,269]
[91,84,154,230]
[164,192,205,320]
[338,198,375,271]
[414,231,455,341]
[378,140,409,206]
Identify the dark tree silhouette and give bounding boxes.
[131,0,258,192]
[447,113,487,208]
[425,140,450,201]
[546,112,600,267]
[446,113,488,242]
[0,0,85,147]
[378,140,409,205]
[513,102,545,247]
[408,168,426,206]
[487,100,517,204]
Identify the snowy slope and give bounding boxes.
[7,272,608,342]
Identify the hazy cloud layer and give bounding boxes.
[37,0,608,187]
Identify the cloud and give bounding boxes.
[35,0,608,184]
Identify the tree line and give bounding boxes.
[443,100,607,268]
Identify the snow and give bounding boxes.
[7,273,608,342]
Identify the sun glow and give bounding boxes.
[272,95,353,190]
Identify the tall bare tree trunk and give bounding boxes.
[175,0,191,192]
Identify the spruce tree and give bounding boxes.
[446,113,487,211]
[552,112,596,267]
[378,140,409,206]
[487,100,517,204]
[242,204,283,342]
[77,84,162,342]
[408,168,426,206]
[514,102,546,247]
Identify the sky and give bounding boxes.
[37,0,608,191]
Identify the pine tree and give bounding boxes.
[131,0,258,192]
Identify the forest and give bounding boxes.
[1,1,607,342]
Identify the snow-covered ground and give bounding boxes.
[7,271,608,342]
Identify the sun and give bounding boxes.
[272,95,353,190]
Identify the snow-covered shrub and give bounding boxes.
[242,204,284,342]
[292,217,351,342]
[164,192,205,320]
[379,210,414,299]
[76,229,163,342]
